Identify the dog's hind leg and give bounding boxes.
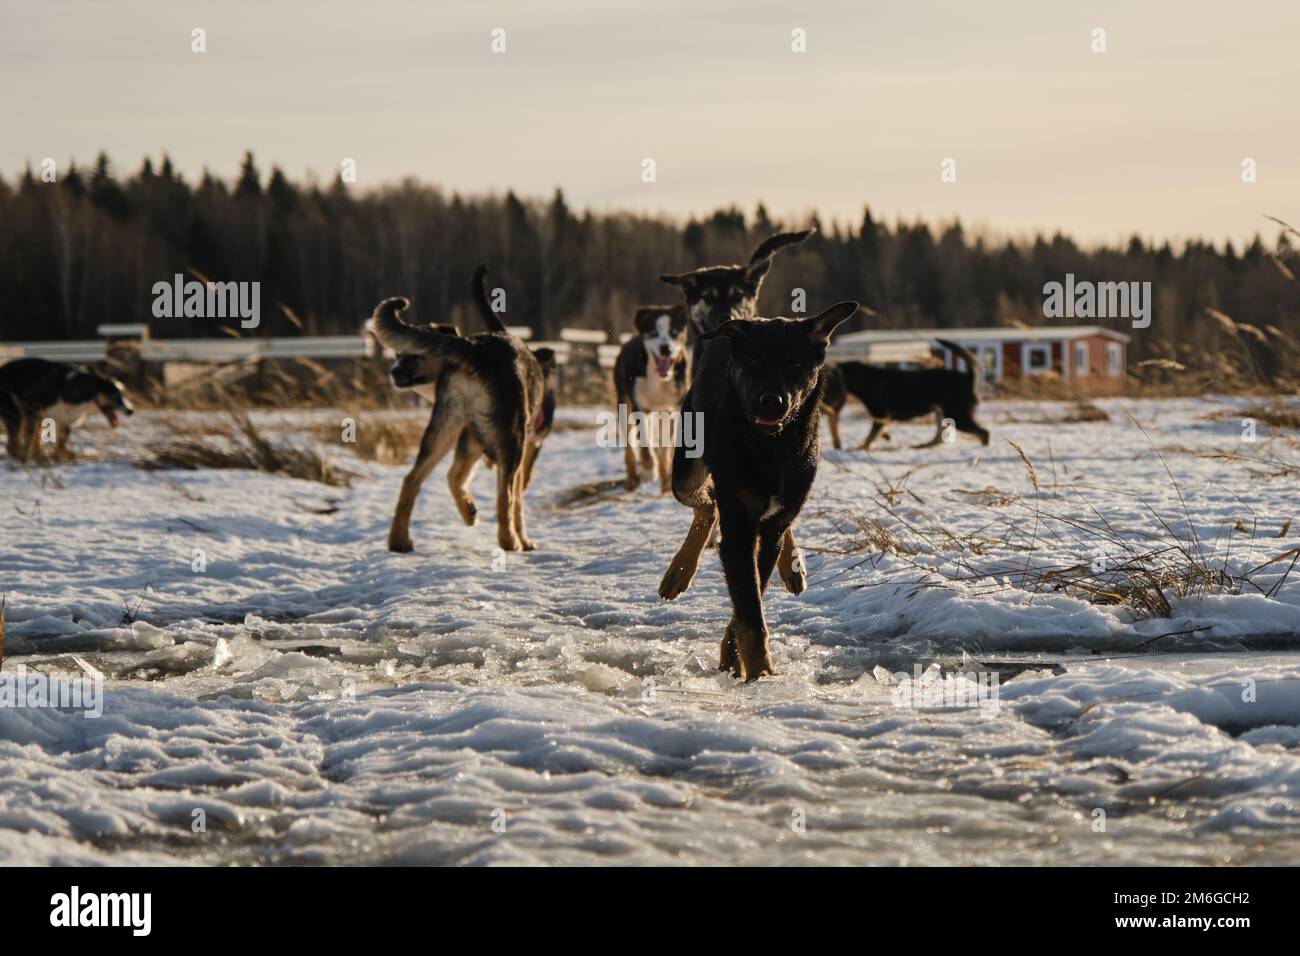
[2,414,24,461]
[389,408,461,553]
[447,428,482,526]
[652,414,674,495]
[912,407,946,449]
[622,411,642,492]
[494,437,529,551]
[638,419,656,477]
[521,435,542,490]
[826,408,842,450]
[956,415,990,446]
[655,442,673,495]
[776,528,807,595]
[19,414,42,461]
[658,503,717,600]
[54,425,73,461]
[510,460,535,551]
[862,419,886,450]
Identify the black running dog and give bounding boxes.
[368,266,548,553]
[658,301,858,681]
[832,340,990,449]
[658,227,816,564]
[0,357,133,461]
[611,304,689,493]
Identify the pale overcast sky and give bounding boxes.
[2,0,1297,247]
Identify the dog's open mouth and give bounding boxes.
[753,415,784,434]
[101,407,120,427]
[653,355,675,377]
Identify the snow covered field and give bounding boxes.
[3,396,1300,865]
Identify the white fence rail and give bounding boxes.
[0,336,372,364]
[827,339,934,364]
[2,328,927,371]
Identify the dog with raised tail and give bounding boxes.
[658,301,858,681]
[612,304,689,493]
[835,339,990,450]
[368,267,547,553]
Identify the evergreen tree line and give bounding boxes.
[2,151,1297,368]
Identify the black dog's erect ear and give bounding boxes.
[744,256,773,288]
[659,272,692,288]
[697,318,757,342]
[802,301,859,344]
[632,308,659,334]
[532,346,558,375]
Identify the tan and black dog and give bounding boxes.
[658,301,858,681]
[368,266,547,553]
[0,357,133,461]
[611,304,689,493]
[659,228,815,374]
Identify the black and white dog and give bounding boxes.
[611,304,689,493]
[0,357,133,460]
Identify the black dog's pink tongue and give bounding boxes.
[106,409,120,427]
[654,356,674,376]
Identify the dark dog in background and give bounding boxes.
[658,228,815,373]
[819,363,890,449]
[819,363,846,449]
[369,266,547,553]
[612,304,689,492]
[0,357,133,460]
[658,301,858,681]
[835,340,990,449]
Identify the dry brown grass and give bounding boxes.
[313,415,425,465]
[820,438,1295,622]
[819,512,919,557]
[142,407,355,487]
[1002,401,1110,425]
[1236,402,1300,430]
[553,478,625,509]
[129,357,402,412]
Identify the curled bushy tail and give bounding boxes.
[368,297,470,361]
[936,338,982,395]
[472,265,507,333]
[746,228,815,265]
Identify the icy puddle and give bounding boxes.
[3,400,1300,864]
